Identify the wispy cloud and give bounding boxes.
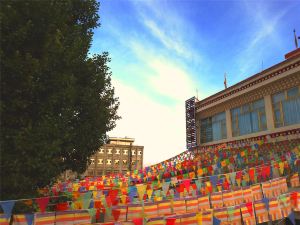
[235,2,289,78]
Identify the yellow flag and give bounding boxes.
[121,195,127,204]
[147,189,153,199]
[136,184,147,201]
[196,212,202,225]
[279,162,284,175]
[93,191,98,199]
[118,182,123,188]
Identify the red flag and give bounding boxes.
[290,192,298,207]
[132,218,143,225]
[166,218,176,225]
[106,196,112,207]
[246,202,253,216]
[112,209,121,221]
[35,197,50,213]
[109,189,119,205]
[183,179,191,192]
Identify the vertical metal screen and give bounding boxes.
[185,97,197,150]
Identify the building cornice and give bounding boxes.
[196,56,300,110]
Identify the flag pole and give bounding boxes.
[294,29,299,49]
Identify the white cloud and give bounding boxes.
[128,41,198,102]
[109,79,186,165]
[143,19,193,60]
[236,3,288,76]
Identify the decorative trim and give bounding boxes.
[197,128,300,151]
[196,60,300,110]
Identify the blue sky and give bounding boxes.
[91,0,300,165]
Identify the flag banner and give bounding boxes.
[270,178,280,196]
[146,216,166,225]
[180,212,198,225]
[222,190,234,207]
[88,208,97,223]
[112,209,121,221]
[227,205,241,225]
[158,200,172,216]
[147,189,153,200]
[172,199,186,215]
[185,197,198,213]
[183,180,191,194]
[290,173,300,187]
[82,192,92,209]
[12,214,28,225]
[166,215,181,225]
[213,207,228,223]
[241,203,256,225]
[25,214,34,225]
[278,177,288,194]
[268,198,282,221]
[201,210,213,225]
[0,200,16,219]
[197,195,210,212]
[127,204,143,220]
[111,205,127,222]
[211,192,223,209]
[162,182,170,197]
[251,184,262,201]
[136,184,147,201]
[279,195,291,217]
[34,212,55,225]
[74,210,91,224]
[144,202,159,219]
[54,211,75,225]
[35,197,50,213]
[292,192,300,211]
[288,211,296,225]
[132,218,143,225]
[254,200,269,223]
[261,182,273,198]
[242,187,252,203]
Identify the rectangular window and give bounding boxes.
[123,150,128,155]
[231,98,267,137]
[107,149,112,154]
[106,159,111,165]
[115,149,120,154]
[99,148,104,154]
[115,159,120,165]
[272,86,300,127]
[200,112,226,143]
[98,159,103,164]
[123,160,127,165]
[132,150,136,155]
[91,158,95,164]
[138,150,142,155]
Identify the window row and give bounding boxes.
[200,86,300,143]
[90,158,140,165]
[98,148,142,155]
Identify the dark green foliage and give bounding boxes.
[0,0,120,200]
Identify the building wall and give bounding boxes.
[85,142,144,176]
[196,55,300,146]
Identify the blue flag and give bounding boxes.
[0,200,16,219]
[262,198,269,211]
[25,214,34,225]
[213,216,221,225]
[288,211,296,225]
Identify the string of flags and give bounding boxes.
[1,139,300,225]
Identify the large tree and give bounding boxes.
[0,0,120,200]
